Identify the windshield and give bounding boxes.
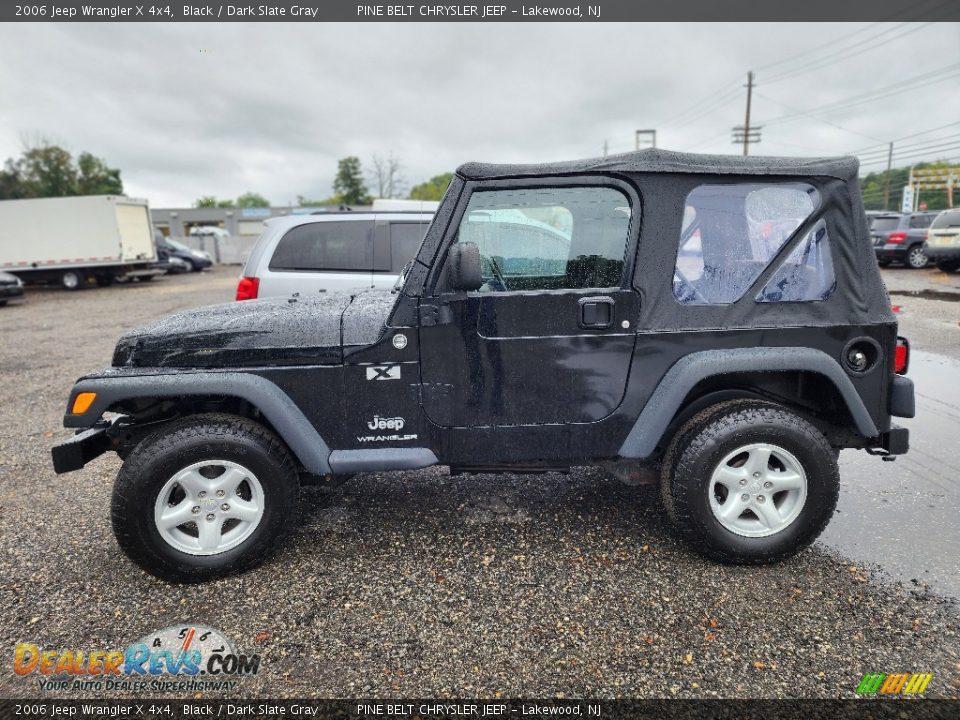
[870,216,901,233]
[932,210,960,229]
[166,238,191,252]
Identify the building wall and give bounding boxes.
[150,205,373,238]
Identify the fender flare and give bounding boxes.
[64,372,332,475]
[617,347,879,459]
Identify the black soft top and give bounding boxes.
[457,148,859,182]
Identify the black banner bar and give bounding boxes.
[0,699,957,720]
[2,0,960,23]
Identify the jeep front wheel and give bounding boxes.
[111,413,299,583]
[660,402,839,564]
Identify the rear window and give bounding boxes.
[757,220,835,303]
[269,221,375,272]
[673,183,820,304]
[932,210,960,229]
[908,214,934,229]
[870,216,901,233]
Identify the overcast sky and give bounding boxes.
[0,22,958,207]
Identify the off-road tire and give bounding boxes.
[111,413,299,583]
[906,244,928,269]
[936,260,960,273]
[659,401,839,564]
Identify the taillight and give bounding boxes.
[887,231,908,245]
[894,336,909,374]
[236,276,259,301]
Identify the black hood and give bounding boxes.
[112,290,396,368]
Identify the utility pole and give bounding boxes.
[635,129,656,151]
[732,72,760,153]
[882,142,894,210]
[742,71,754,156]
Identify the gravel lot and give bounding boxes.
[1,266,958,699]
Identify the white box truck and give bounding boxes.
[0,195,158,289]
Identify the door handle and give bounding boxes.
[578,296,615,329]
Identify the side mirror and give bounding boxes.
[449,243,483,292]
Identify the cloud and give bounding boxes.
[0,22,957,207]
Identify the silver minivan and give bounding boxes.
[236,211,433,300]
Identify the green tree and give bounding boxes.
[16,145,78,197]
[76,152,123,195]
[0,160,25,200]
[297,194,336,207]
[195,196,236,208]
[409,172,454,201]
[860,160,955,211]
[236,192,270,208]
[333,156,370,206]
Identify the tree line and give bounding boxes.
[13,142,948,214]
[195,155,453,208]
[860,160,956,211]
[0,143,123,199]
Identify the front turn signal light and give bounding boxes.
[71,392,97,414]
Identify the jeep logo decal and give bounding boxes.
[367,415,405,431]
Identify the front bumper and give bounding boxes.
[51,420,117,474]
[0,285,25,300]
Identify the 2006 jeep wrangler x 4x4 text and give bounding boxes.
[53,150,915,582]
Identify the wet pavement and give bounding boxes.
[822,350,960,598]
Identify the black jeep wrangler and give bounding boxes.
[52,150,915,582]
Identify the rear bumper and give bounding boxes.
[889,374,915,418]
[874,244,909,262]
[877,425,909,456]
[923,245,960,261]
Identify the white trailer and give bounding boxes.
[0,195,158,289]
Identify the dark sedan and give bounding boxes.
[0,270,25,305]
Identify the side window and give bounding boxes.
[757,219,835,302]
[454,186,631,292]
[269,221,375,272]
[674,183,820,304]
[909,214,932,229]
[389,222,429,273]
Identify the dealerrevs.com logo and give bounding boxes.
[14,625,260,693]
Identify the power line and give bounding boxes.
[754,22,882,73]
[845,121,960,155]
[755,90,886,143]
[856,133,960,160]
[653,78,742,129]
[762,21,938,84]
[759,64,960,127]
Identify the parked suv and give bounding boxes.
[52,150,914,582]
[236,211,432,299]
[871,211,937,269]
[923,209,960,272]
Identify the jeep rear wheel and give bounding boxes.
[111,413,299,583]
[660,401,839,564]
